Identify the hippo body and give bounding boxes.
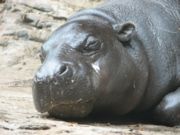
[33,0,180,126]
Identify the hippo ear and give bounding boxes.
[113,22,135,42]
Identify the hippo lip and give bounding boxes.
[47,99,95,118]
[33,80,96,114]
[48,99,94,109]
[39,99,95,113]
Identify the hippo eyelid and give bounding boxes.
[75,35,102,56]
[84,40,102,50]
[79,41,102,56]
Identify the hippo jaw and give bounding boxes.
[33,84,95,119]
[32,81,97,118]
[48,101,94,118]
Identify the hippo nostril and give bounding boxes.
[58,65,68,75]
[34,74,44,85]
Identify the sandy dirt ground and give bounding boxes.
[0,0,180,135]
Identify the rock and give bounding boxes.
[22,2,53,12]
[33,4,53,12]
[36,21,52,29]
[22,13,58,29]
[0,41,9,47]
[22,13,39,24]
[2,30,29,40]
[18,123,53,130]
[29,30,50,43]
[16,30,29,40]
[50,10,69,21]
[2,30,16,36]
[0,0,5,3]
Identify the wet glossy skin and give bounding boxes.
[33,0,180,125]
[33,18,148,118]
[33,20,109,118]
[33,19,119,117]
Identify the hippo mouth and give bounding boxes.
[47,100,94,118]
[32,80,95,118]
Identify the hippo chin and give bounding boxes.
[33,0,180,126]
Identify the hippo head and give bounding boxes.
[32,17,135,118]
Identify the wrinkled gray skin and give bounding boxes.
[33,0,180,126]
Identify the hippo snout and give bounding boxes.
[34,64,71,84]
[33,63,74,110]
[32,61,96,118]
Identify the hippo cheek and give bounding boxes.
[32,73,97,118]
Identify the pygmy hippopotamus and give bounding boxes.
[32,0,180,126]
